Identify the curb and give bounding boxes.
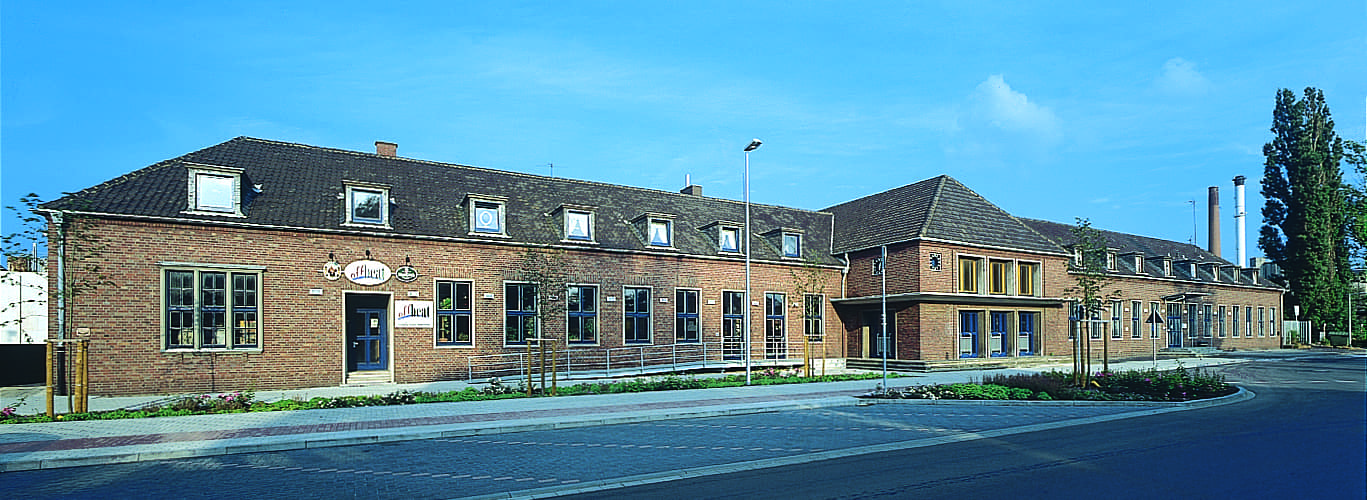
[0,396,861,472]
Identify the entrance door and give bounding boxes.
[989,312,1009,357]
[1167,303,1183,348]
[864,311,894,359]
[350,308,387,371]
[959,311,979,358]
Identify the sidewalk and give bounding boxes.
[0,356,1247,472]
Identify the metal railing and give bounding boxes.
[464,341,817,382]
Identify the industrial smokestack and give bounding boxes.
[1208,186,1220,257]
[1234,176,1247,266]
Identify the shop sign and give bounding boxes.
[345,260,392,286]
[395,265,419,283]
[395,300,433,328]
[322,260,342,281]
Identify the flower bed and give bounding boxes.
[872,366,1235,402]
[1,370,887,424]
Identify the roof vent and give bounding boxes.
[375,141,397,157]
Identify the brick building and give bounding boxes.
[40,137,1284,395]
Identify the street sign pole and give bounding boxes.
[1145,309,1165,368]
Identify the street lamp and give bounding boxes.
[744,138,761,385]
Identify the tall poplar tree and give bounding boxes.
[1258,87,1352,331]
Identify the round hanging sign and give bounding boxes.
[322,261,342,281]
[394,265,419,283]
[344,260,392,286]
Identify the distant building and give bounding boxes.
[40,137,1285,395]
[1,256,48,344]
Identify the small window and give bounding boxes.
[719,227,740,253]
[1163,260,1172,277]
[782,233,802,258]
[195,173,236,212]
[988,260,1009,295]
[1111,301,1122,339]
[872,257,884,276]
[958,256,982,293]
[473,200,505,234]
[1017,262,1038,296]
[928,252,943,271]
[648,219,672,247]
[348,187,387,225]
[1106,252,1117,271]
[1131,300,1142,339]
[565,210,593,241]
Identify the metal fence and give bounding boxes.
[464,341,814,382]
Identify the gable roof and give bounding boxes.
[41,137,839,265]
[822,175,1066,255]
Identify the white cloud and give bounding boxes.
[1155,57,1212,95]
[969,75,1060,138]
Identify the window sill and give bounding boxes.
[342,222,393,230]
[435,343,475,349]
[163,348,261,354]
[181,209,245,218]
[471,232,512,238]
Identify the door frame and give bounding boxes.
[342,291,393,377]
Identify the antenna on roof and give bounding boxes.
[1188,199,1197,246]
[544,163,567,177]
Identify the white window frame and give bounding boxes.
[564,209,594,242]
[470,197,508,236]
[718,226,741,253]
[344,182,390,226]
[781,232,802,259]
[185,164,245,216]
[648,218,673,248]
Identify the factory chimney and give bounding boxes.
[1208,186,1220,257]
[1234,176,1247,266]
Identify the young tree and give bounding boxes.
[1258,88,1353,332]
[1063,218,1120,386]
[2,194,113,340]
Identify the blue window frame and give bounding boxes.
[989,311,1009,357]
[624,287,651,343]
[959,311,979,358]
[567,285,598,344]
[719,227,740,253]
[1131,300,1142,339]
[648,220,672,247]
[675,289,700,342]
[722,291,745,359]
[505,283,536,345]
[436,280,472,346]
[1017,311,1036,356]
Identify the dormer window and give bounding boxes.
[1105,251,1116,271]
[466,195,508,236]
[1134,255,1143,273]
[1073,248,1082,266]
[719,226,740,253]
[565,210,593,241]
[649,219,673,247]
[344,182,390,226]
[186,164,244,216]
[1163,259,1172,277]
[782,233,802,258]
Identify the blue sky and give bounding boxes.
[3,1,1364,264]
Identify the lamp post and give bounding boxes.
[743,138,762,385]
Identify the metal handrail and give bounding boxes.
[463,340,818,382]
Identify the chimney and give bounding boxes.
[1207,186,1220,257]
[680,174,702,196]
[375,141,398,157]
[1233,176,1247,266]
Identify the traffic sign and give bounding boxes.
[1145,310,1165,324]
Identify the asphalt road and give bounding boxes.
[2,351,1361,499]
[563,351,1367,500]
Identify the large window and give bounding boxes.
[989,260,1009,295]
[435,280,472,346]
[675,289,699,342]
[1246,306,1253,337]
[1017,262,1038,296]
[804,294,824,341]
[1231,305,1241,337]
[567,285,598,344]
[165,269,260,350]
[1258,307,1266,337]
[1217,305,1227,338]
[1269,307,1277,337]
[505,283,536,345]
[624,287,651,343]
[1202,304,1213,339]
[1187,304,1199,340]
[958,256,982,293]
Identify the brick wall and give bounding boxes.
[50,218,844,396]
